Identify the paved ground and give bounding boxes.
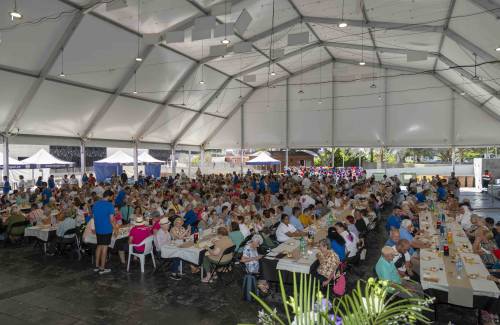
[1,194,498,324]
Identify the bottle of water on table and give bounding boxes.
[299,237,306,257]
[455,256,463,279]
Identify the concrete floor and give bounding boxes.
[460,191,500,222]
[1,196,496,324]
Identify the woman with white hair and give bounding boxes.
[241,234,269,293]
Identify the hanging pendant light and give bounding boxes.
[338,0,347,28]
[10,0,22,20]
[135,0,142,62]
[359,20,365,66]
[59,47,65,77]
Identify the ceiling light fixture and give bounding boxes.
[370,83,376,88]
[460,91,466,96]
[10,0,22,20]
[338,0,347,28]
[199,79,205,85]
[135,0,142,63]
[318,99,323,104]
[59,47,65,77]
[270,71,276,76]
[359,20,365,66]
[221,38,230,45]
[495,47,500,52]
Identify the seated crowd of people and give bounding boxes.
[376,174,500,321]
[0,167,397,295]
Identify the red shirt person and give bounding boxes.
[129,217,152,253]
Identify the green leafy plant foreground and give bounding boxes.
[249,272,434,325]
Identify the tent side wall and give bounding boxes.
[207,64,500,149]
[93,163,123,182]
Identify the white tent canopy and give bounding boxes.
[246,152,281,165]
[94,151,134,164]
[0,0,499,149]
[0,152,23,166]
[138,152,165,164]
[20,149,73,167]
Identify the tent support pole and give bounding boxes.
[133,141,139,180]
[200,149,205,174]
[3,135,9,180]
[188,150,192,178]
[241,102,245,175]
[80,139,86,177]
[171,146,176,175]
[285,149,289,171]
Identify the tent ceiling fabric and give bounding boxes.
[0,0,499,149]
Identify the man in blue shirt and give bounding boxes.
[115,187,127,207]
[2,176,11,195]
[92,190,115,274]
[41,183,52,206]
[269,178,279,194]
[183,204,198,232]
[436,182,447,201]
[385,206,402,232]
[48,175,55,190]
[384,228,400,247]
[400,219,430,256]
[415,192,425,203]
[289,207,304,231]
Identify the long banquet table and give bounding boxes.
[418,208,499,307]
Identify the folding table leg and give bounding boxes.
[179,260,183,275]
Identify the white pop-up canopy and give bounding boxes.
[20,149,74,168]
[138,152,164,164]
[0,152,26,169]
[94,151,134,164]
[246,152,281,165]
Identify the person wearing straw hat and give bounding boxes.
[129,216,152,254]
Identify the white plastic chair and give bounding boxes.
[127,236,156,273]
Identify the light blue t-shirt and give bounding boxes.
[375,256,401,284]
[289,215,304,231]
[399,227,415,255]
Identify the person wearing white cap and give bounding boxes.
[375,246,401,285]
[154,217,171,250]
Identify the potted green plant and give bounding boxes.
[249,272,434,325]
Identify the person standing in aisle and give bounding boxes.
[92,190,115,275]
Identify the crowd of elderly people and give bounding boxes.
[0,167,391,283]
[377,174,500,322]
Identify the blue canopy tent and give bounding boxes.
[93,151,134,182]
[138,152,164,178]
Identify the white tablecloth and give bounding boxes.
[24,226,56,242]
[84,226,132,248]
[419,211,500,301]
[160,236,214,265]
[268,239,318,274]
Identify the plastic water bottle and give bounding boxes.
[328,213,334,227]
[198,225,203,239]
[299,237,306,256]
[455,257,463,279]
